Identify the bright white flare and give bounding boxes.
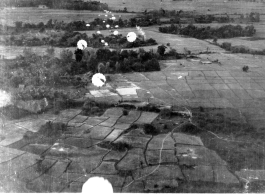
[101,40,105,43]
[115,25,119,28]
[127,32,137,42]
[105,42,108,46]
[86,24,90,27]
[97,31,101,34]
[92,73,106,87]
[111,17,116,20]
[103,21,106,23]
[82,177,113,194]
[0,90,12,108]
[105,15,107,17]
[77,39,87,50]
[113,30,119,35]
[106,24,110,28]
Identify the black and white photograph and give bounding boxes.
[0,0,265,193]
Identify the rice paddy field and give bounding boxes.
[1,2,265,193]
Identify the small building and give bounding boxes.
[38,5,48,9]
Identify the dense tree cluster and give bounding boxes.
[140,9,235,24]
[2,17,159,35]
[3,47,165,89]
[15,17,159,32]
[195,15,232,23]
[249,12,260,22]
[3,31,157,48]
[3,44,186,95]
[159,24,256,39]
[63,1,108,11]
[146,9,187,18]
[240,12,260,22]
[219,42,265,55]
[1,47,165,101]
[112,7,136,13]
[5,11,256,37]
[12,20,95,32]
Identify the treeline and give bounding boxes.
[145,9,231,24]
[0,0,108,11]
[195,15,232,23]
[4,31,157,48]
[219,42,265,55]
[143,9,261,24]
[159,24,256,39]
[61,1,108,11]
[6,17,159,33]
[240,12,260,22]
[195,12,260,23]
[12,20,92,32]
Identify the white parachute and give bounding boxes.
[92,73,106,87]
[77,40,87,50]
[113,30,119,35]
[127,32,137,42]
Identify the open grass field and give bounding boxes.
[98,0,265,14]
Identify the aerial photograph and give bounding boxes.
[0,0,265,193]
